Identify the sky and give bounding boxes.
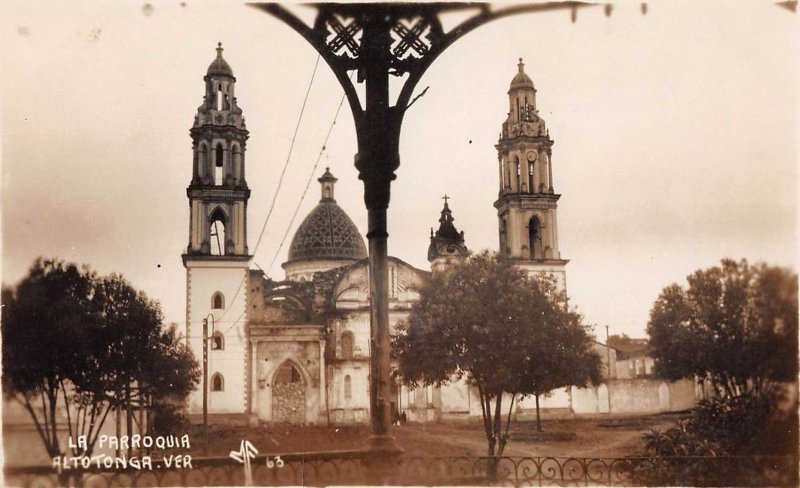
[1,1,796,339]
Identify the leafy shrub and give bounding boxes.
[631,391,797,485]
[688,393,774,454]
[643,391,789,457]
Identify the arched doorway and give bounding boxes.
[272,361,306,423]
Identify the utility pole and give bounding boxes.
[606,324,612,379]
[202,314,214,456]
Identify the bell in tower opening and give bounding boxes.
[494,59,568,290]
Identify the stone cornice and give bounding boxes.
[495,137,554,151]
[190,125,250,141]
[493,192,561,210]
[182,254,252,266]
[514,257,570,266]
[186,186,251,200]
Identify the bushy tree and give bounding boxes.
[395,251,601,458]
[2,259,98,458]
[647,258,797,397]
[2,258,199,460]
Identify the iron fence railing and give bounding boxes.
[4,453,797,487]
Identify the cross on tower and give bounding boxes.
[442,194,450,205]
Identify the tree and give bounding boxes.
[395,251,601,459]
[2,258,200,462]
[2,259,98,459]
[647,258,798,398]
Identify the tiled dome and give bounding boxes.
[286,169,367,263]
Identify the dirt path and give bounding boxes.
[392,417,677,459]
[190,415,681,460]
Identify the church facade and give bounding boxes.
[183,47,569,424]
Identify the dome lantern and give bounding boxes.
[206,42,235,79]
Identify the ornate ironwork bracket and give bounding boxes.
[256,3,592,155]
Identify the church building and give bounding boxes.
[183,46,568,424]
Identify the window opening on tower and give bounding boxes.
[529,216,542,260]
[344,375,352,401]
[528,161,535,192]
[215,144,224,185]
[211,373,224,392]
[210,208,226,256]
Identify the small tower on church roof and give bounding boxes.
[428,195,469,272]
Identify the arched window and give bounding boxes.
[426,385,434,406]
[215,143,224,185]
[209,208,226,256]
[514,157,520,190]
[274,362,302,384]
[340,331,355,360]
[216,84,223,111]
[211,373,224,392]
[211,331,224,351]
[529,216,542,260]
[211,291,225,310]
[344,375,352,401]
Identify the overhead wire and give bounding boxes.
[260,72,353,273]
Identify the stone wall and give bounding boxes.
[272,383,305,423]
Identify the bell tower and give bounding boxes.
[183,43,251,418]
[494,59,568,289]
[186,42,250,256]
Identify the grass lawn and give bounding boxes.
[186,414,681,459]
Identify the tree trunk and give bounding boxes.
[138,391,145,456]
[115,404,121,458]
[490,395,504,481]
[535,394,542,432]
[126,383,133,458]
[483,394,496,457]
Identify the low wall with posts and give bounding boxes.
[570,378,697,416]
